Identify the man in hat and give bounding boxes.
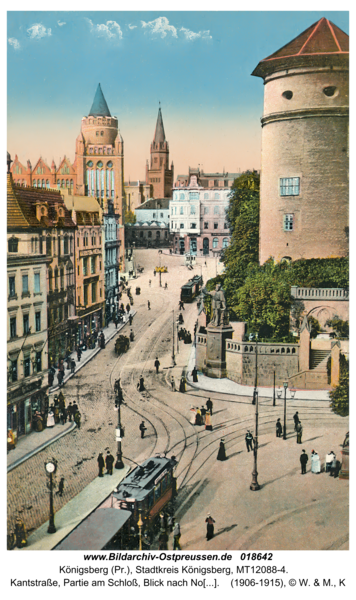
[139,421,147,439]
[293,411,300,431]
[97,452,105,477]
[205,514,215,541]
[206,398,213,415]
[105,450,115,475]
[276,418,282,437]
[154,357,160,374]
[245,430,254,452]
[300,449,308,474]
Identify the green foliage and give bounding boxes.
[329,354,349,416]
[125,210,136,224]
[308,316,321,339]
[326,317,349,339]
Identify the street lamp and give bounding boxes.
[114,381,124,469]
[45,458,58,533]
[250,390,260,491]
[283,381,288,440]
[252,334,258,405]
[172,311,176,366]
[273,363,276,407]
[137,512,143,551]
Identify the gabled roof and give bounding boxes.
[153,106,166,143]
[252,18,349,78]
[89,83,111,118]
[32,156,51,175]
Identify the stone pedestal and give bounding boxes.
[339,447,349,480]
[203,324,234,378]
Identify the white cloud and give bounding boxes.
[86,18,123,40]
[27,23,52,39]
[8,37,21,50]
[141,17,178,39]
[180,27,212,40]
[57,20,66,27]
[128,24,137,30]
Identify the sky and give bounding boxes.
[7,10,349,180]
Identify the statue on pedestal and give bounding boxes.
[204,284,229,327]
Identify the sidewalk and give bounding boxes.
[20,465,131,551]
[7,312,135,472]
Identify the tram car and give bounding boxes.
[180,274,203,303]
[112,455,177,538]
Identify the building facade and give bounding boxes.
[252,17,349,264]
[176,167,242,189]
[146,107,174,199]
[124,180,152,212]
[170,176,230,255]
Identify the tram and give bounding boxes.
[180,275,203,303]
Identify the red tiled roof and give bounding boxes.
[252,18,349,78]
[7,174,76,230]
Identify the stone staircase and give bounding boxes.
[310,349,330,370]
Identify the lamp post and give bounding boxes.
[45,458,58,533]
[137,512,143,550]
[252,334,258,405]
[172,311,176,366]
[114,382,124,469]
[273,364,276,407]
[250,390,260,491]
[283,381,288,440]
[159,251,162,288]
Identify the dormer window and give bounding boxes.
[8,237,19,253]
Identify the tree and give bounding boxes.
[329,354,349,416]
[308,316,321,339]
[326,317,349,339]
[125,210,136,224]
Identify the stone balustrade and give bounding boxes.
[291,286,349,300]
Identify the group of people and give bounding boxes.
[46,394,82,430]
[97,450,115,476]
[300,449,340,476]
[178,328,192,344]
[190,399,213,430]
[275,412,303,443]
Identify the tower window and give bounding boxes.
[323,86,337,97]
[282,90,293,100]
[283,214,294,231]
[280,177,300,196]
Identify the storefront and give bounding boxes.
[7,379,47,442]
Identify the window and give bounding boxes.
[214,193,220,200]
[46,237,52,256]
[189,192,199,200]
[213,238,218,249]
[323,86,337,97]
[214,222,218,229]
[224,222,228,229]
[179,193,185,200]
[204,222,209,229]
[24,356,31,378]
[83,257,88,276]
[23,313,30,335]
[180,206,184,215]
[63,237,69,254]
[282,90,293,100]
[60,268,65,289]
[9,277,15,297]
[180,223,184,229]
[48,267,53,291]
[22,274,29,294]
[54,268,59,289]
[160,213,163,218]
[11,359,17,383]
[35,311,41,332]
[204,193,209,199]
[284,214,294,231]
[8,237,18,252]
[36,351,42,373]
[91,256,96,274]
[34,273,40,293]
[190,205,196,215]
[190,223,196,229]
[84,285,88,306]
[204,207,209,214]
[280,177,300,196]
[222,238,229,249]
[214,206,219,214]
[10,317,17,338]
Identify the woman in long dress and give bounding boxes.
[217,439,227,461]
[311,450,321,473]
[189,406,196,425]
[195,408,202,426]
[205,411,213,431]
[47,408,55,428]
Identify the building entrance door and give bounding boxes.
[203,238,209,255]
[190,238,197,255]
[179,240,185,255]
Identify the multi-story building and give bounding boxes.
[62,193,105,341]
[252,17,349,264]
[176,167,242,189]
[170,176,231,255]
[124,180,151,212]
[146,106,174,199]
[125,197,171,249]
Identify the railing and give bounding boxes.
[226,341,298,355]
[291,286,349,300]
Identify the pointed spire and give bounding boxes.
[89,83,111,117]
[153,105,166,144]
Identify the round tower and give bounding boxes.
[252,18,349,264]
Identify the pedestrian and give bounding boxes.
[70,359,76,374]
[153,269,156,277]
[206,398,213,416]
[296,421,303,444]
[137,376,145,392]
[154,357,160,374]
[60,406,67,425]
[74,410,81,430]
[100,332,105,349]
[139,421,147,439]
[58,390,65,409]
[168,515,175,532]
[217,438,227,461]
[67,402,73,421]
[164,282,168,290]
[311,450,321,474]
[158,529,168,550]
[58,477,65,497]
[48,366,55,387]
[205,514,215,541]
[105,450,115,475]
[178,313,184,324]
[72,401,79,414]
[57,370,64,387]
[77,347,82,362]
[179,377,186,393]
[173,523,181,550]
[149,280,151,287]
[245,430,254,452]
[14,517,27,549]
[195,407,202,426]
[205,410,213,431]
[170,376,176,392]
[97,452,105,477]
[47,407,55,428]
[147,300,151,310]
[114,315,118,329]
[276,418,282,437]
[200,405,206,424]
[330,454,338,477]
[130,329,134,342]
[300,449,308,474]
[325,450,336,473]
[293,411,300,431]
[191,366,198,382]
[129,314,133,326]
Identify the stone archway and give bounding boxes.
[307,306,339,330]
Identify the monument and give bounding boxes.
[203,285,234,378]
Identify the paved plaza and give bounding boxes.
[7,250,349,551]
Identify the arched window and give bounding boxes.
[8,237,19,253]
[70,179,73,188]
[33,180,37,187]
[214,193,220,200]
[42,179,45,188]
[222,238,229,248]
[66,179,70,187]
[54,267,59,289]
[48,267,53,291]
[214,205,219,214]
[212,238,218,249]
[60,268,65,290]
[61,179,65,188]
[204,193,209,199]
[57,179,60,189]
[46,180,50,188]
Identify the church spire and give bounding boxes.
[153,105,166,144]
[89,83,111,117]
